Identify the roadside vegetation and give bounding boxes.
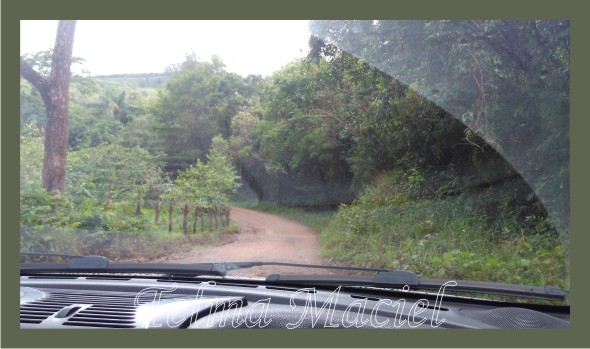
[239,177,567,291]
[321,172,567,290]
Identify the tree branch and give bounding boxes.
[20,58,49,94]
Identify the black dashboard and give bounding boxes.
[20,275,570,329]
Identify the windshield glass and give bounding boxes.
[20,20,569,302]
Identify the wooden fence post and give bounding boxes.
[154,192,161,225]
[214,206,219,230]
[182,203,189,234]
[135,190,142,215]
[168,201,173,232]
[208,208,212,232]
[200,207,205,232]
[193,207,198,234]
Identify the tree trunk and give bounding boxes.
[193,207,199,234]
[214,206,219,230]
[182,203,189,234]
[20,20,77,193]
[154,191,161,224]
[168,201,174,232]
[42,99,70,192]
[135,190,142,215]
[221,206,226,227]
[208,208,212,232]
[200,208,205,232]
[239,161,266,201]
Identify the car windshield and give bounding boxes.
[20,20,569,302]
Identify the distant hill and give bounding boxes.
[93,72,172,89]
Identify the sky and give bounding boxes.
[20,20,311,77]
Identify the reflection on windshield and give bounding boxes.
[310,20,570,234]
[20,20,569,299]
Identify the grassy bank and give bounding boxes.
[319,175,569,292]
[322,198,567,290]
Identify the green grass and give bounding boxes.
[320,192,569,293]
[20,188,239,261]
[20,225,231,262]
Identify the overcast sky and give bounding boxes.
[20,20,311,77]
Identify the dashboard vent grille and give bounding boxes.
[63,305,137,328]
[20,289,179,328]
[60,291,140,328]
[20,298,71,324]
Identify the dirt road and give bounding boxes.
[154,206,336,277]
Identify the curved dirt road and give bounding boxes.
[155,206,335,277]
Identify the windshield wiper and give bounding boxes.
[262,272,566,301]
[20,252,227,276]
[209,261,566,301]
[20,256,391,277]
[20,255,566,301]
[219,261,393,273]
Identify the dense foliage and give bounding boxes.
[20,56,243,256]
[310,20,569,234]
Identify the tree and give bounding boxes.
[252,59,359,205]
[164,140,239,234]
[168,140,240,208]
[20,20,77,193]
[151,55,253,173]
[228,100,269,201]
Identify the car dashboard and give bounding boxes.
[20,275,570,329]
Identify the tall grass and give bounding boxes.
[320,176,569,292]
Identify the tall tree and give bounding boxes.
[151,55,252,173]
[20,20,77,193]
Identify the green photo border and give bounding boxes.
[2,0,586,347]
